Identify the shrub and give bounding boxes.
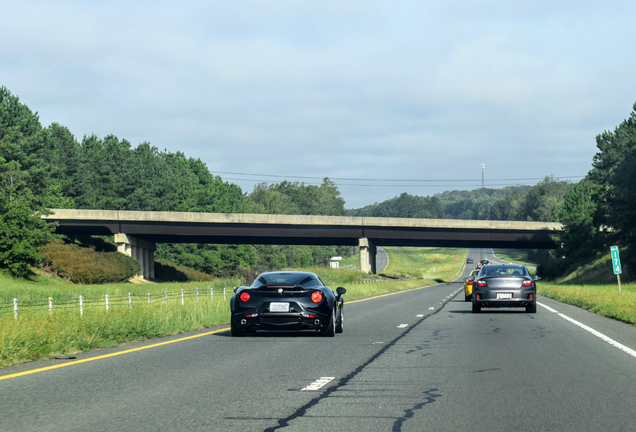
[40,239,140,283]
[155,259,214,282]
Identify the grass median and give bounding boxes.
[538,282,636,325]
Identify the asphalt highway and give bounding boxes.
[376,246,388,272]
[2,249,636,431]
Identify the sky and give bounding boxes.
[2,0,635,209]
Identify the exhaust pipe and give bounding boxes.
[314,319,321,326]
[240,319,247,325]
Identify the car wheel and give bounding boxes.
[231,321,245,337]
[322,310,336,337]
[335,307,344,333]
[472,302,481,313]
[464,293,471,302]
[526,303,537,313]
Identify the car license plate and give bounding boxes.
[270,302,289,312]
[497,293,513,299]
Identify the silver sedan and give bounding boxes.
[470,264,537,313]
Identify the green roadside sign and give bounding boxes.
[610,246,622,295]
[610,246,622,274]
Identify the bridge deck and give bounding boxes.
[44,209,562,249]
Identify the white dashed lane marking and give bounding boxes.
[301,377,335,391]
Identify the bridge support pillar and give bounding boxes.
[115,234,156,280]
[359,238,377,274]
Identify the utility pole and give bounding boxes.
[481,164,485,188]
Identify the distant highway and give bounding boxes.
[468,247,535,269]
[376,246,388,272]
[2,255,636,431]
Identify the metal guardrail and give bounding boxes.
[422,265,439,279]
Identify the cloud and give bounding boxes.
[1,0,634,208]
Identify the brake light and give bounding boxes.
[475,280,487,287]
[239,292,251,302]
[311,291,323,303]
[522,280,534,287]
[467,280,473,286]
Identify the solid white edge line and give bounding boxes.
[538,302,559,314]
[538,301,636,359]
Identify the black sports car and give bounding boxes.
[470,264,537,313]
[230,271,346,337]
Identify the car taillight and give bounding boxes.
[522,280,534,287]
[311,291,323,303]
[239,292,251,302]
[467,280,473,286]
[475,280,487,287]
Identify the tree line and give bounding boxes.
[554,103,636,276]
[1,85,634,279]
[0,86,349,278]
[350,179,573,223]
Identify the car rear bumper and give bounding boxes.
[474,299,534,308]
[231,311,331,332]
[473,290,535,308]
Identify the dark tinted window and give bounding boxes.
[252,272,323,288]
[479,265,528,277]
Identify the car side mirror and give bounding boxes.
[533,275,538,281]
[336,287,346,296]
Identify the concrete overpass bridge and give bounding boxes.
[43,209,563,279]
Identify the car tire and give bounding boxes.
[472,302,481,313]
[526,303,537,313]
[322,310,336,337]
[335,307,344,333]
[464,293,471,302]
[231,321,245,337]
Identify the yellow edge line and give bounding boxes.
[1,287,424,381]
[0,327,229,382]
[2,256,470,382]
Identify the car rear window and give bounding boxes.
[480,265,528,277]
[252,273,322,288]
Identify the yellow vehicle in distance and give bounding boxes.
[463,269,480,301]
